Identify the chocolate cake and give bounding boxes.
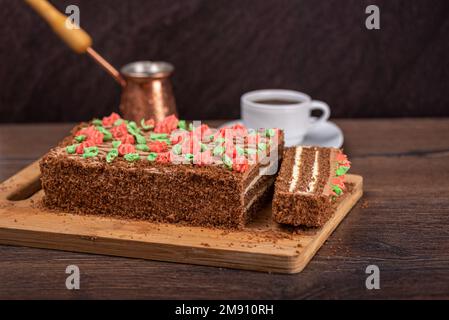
[272,146,351,227]
[40,113,283,229]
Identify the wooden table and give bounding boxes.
[0,119,448,299]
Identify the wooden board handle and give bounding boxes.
[25,0,92,53]
[0,161,41,202]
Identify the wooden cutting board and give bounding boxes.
[0,161,363,274]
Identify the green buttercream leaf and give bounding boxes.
[184,153,194,162]
[200,143,208,152]
[75,135,86,142]
[97,126,112,141]
[215,137,225,144]
[127,121,140,136]
[66,144,78,154]
[265,128,276,137]
[188,123,194,131]
[135,134,147,145]
[83,146,99,158]
[258,143,267,151]
[150,133,168,140]
[236,146,245,156]
[92,119,103,126]
[136,144,150,152]
[112,140,122,148]
[332,185,343,196]
[245,148,257,155]
[141,119,154,131]
[222,154,233,170]
[213,145,225,157]
[178,120,187,130]
[128,121,138,130]
[336,166,350,176]
[147,153,158,162]
[114,119,124,126]
[124,153,140,162]
[172,144,182,155]
[106,149,119,163]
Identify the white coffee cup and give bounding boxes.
[241,89,330,146]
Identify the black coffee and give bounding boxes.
[254,99,299,105]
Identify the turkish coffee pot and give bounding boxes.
[25,0,177,123]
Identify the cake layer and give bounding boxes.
[40,114,284,229]
[272,146,351,227]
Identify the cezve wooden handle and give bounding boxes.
[25,0,92,53]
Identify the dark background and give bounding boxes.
[1,0,448,123]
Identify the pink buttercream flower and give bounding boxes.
[102,112,121,127]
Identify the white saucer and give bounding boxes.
[219,119,344,148]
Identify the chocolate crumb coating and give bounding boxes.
[40,121,284,229]
[272,146,351,227]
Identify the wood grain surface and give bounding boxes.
[0,161,362,274]
[0,119,448,299]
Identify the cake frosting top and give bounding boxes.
[63,112,281,173]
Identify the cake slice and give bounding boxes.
[40,113,284,229]
[272,146,351,227]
